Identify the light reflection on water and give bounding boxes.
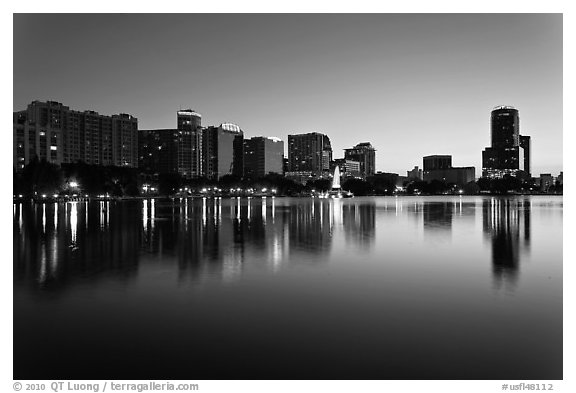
[13,196,562,380]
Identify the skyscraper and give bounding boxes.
[344,142,376,178]
[176,109,203,178]
[482,106,531,178]
[13,100,138,171]
[202,123,244,180]
[287,132,332,176]
[243,136,284,179]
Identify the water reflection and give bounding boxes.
[13,196,563,380]
[13,197,547,293]
[483,198,531,290]
[423,201,454,232]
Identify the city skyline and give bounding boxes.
[13,14,562,176]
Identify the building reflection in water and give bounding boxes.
[14,197,381,290]
[482,198,531,290]
[342,201,376,249]
[14,200,141,291]
[423,201,454,233]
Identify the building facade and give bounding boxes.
[202,123,244,180]
[243,136,284,179]
[407,166,423,181]
[423,167,476,186]
[333,158,361,178]
[176,109,203,178]
[13,100,138,172]
[482,106,531,178]
[539,173,554,192]
[422,155,476,186]
[344,142,376,178]
[138,129,179,174]
[423,155,452,171]
[287,132,332,176]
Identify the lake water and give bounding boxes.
[13,196,563,380]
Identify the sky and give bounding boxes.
[13,13,563,175]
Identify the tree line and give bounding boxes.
[13,159,561,198]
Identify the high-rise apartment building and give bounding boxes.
[482,106,531,178]
[243,136,284,178]
[13,100,138,171]
[176,109,203,178]
[344,142,376,178]
[202,123,244,180]
[287,132,332,176]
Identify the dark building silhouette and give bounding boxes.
[13,100,138,171]
[407,166,423,180]
[344,142,376,178]
[243,136,284,178]
[423,155,452,171]
[482,106,531,178]
[138,109,203,178]
[422,155,475,186]
[519,135,531,177]
[138,129,179,174]
[202,123,244,180]
[287,132,332,176]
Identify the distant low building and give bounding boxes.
[407,166,423,180]
[422,154,475,186]
[423,155,452,171]
[423,167,476,186]
[540,173,554,192]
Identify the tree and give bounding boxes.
[306,178,331,192]
[342,178,373,196]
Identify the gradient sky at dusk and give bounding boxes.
[13,13,563,175]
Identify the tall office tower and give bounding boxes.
[138,129,179,174]
[287,132,332,176]
[344,142,376,178]
[202,123,244,180]
[243,136,284,179]
[13,100,138,171]
[176,109,203,178]
[482,106,530,178]
[423,155,452,171]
